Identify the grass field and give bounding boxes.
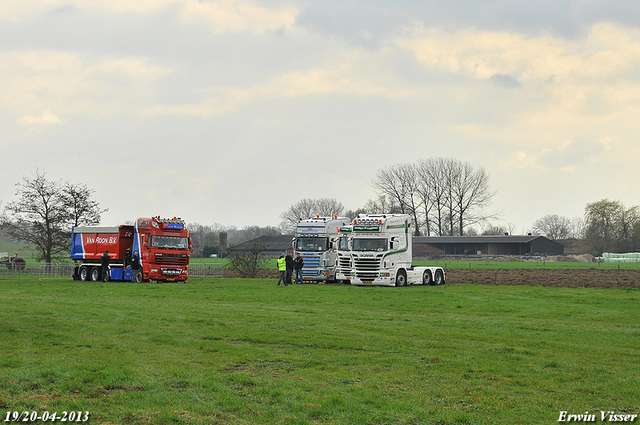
[1,277,638,424]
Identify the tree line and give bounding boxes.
[279,158,496,237]
[2,167,639,261]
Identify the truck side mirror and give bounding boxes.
[291,238,296,250]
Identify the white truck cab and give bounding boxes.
[292,215,351,283]
[338,214,445,287]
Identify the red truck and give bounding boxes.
[71,216,191,282]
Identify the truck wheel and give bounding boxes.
[12,258,26,271]
[395,270,407,287]
[90,267,100,282]
[79,266,89,281]
[133,270,143,283]
[422,270,433,285]
[434,270,445,285]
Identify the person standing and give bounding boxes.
[276,253,287,286]
[101,250,110,282]
[285,251,294,285]
[293,253,304,284]
[131,252,141,283]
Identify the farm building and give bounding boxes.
[413,235,564,257]
[229,234,564,258]
[227,235,293,257]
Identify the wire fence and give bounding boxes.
[0,264,75,281]
[187,263,225,278]
[0,263,224,280]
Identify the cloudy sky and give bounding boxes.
[2,0,640,232]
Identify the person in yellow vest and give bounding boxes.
[276,253,288,286]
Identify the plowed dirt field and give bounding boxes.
[447,268,640,288]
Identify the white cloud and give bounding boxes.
[89,58,171,80]
[18,110,64,126]
[397,23,640,83]
[0,51,173,119]
[179,0,297,34]
[0,0,297,34]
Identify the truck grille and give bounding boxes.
[301,255,320,277]
[354,257,381,280]
[338,256,351,277]
[303,256,321,268]
[154,254,188,266]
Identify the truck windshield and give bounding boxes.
[296,237,328,252]
[352,238,387,252]
[151,235,189,249]
[337,236,349,251]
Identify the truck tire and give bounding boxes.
[90,267,100,282]
[422,270,433,285]
[133,269,143,283]
[434,270,445,285]
[11,257,26,271]
[395,270,407,287]
[79,266,89,282]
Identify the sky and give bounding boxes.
[2,0,640,232]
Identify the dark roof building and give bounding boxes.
[413,235,564,256]
[228,235,293,257]
[228,234,565,258]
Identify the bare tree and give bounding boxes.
[227,242,269,278]
[372,164,423,235]
[372,164,410,213]
[188,222,228,257]
[415,158,450,236]
[569,216,586,239]
[482,222,518,235]
[361,194,402,215]
[531,215,574,240]
[241,225,281,241]
[1,170,105,263]
[399,163,423,235]
[449,161,496,235]
[378,158,496,236]
[279,198,345,233]
[188,223,226,249]
[62,182,107,227]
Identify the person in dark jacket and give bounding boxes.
[293,253,304,284]
[131,252,141,283]
[101,250,110,282]
[285,251,294,285]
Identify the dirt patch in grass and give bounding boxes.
[447,268,640,288]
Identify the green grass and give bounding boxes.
[1,278,638,424]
